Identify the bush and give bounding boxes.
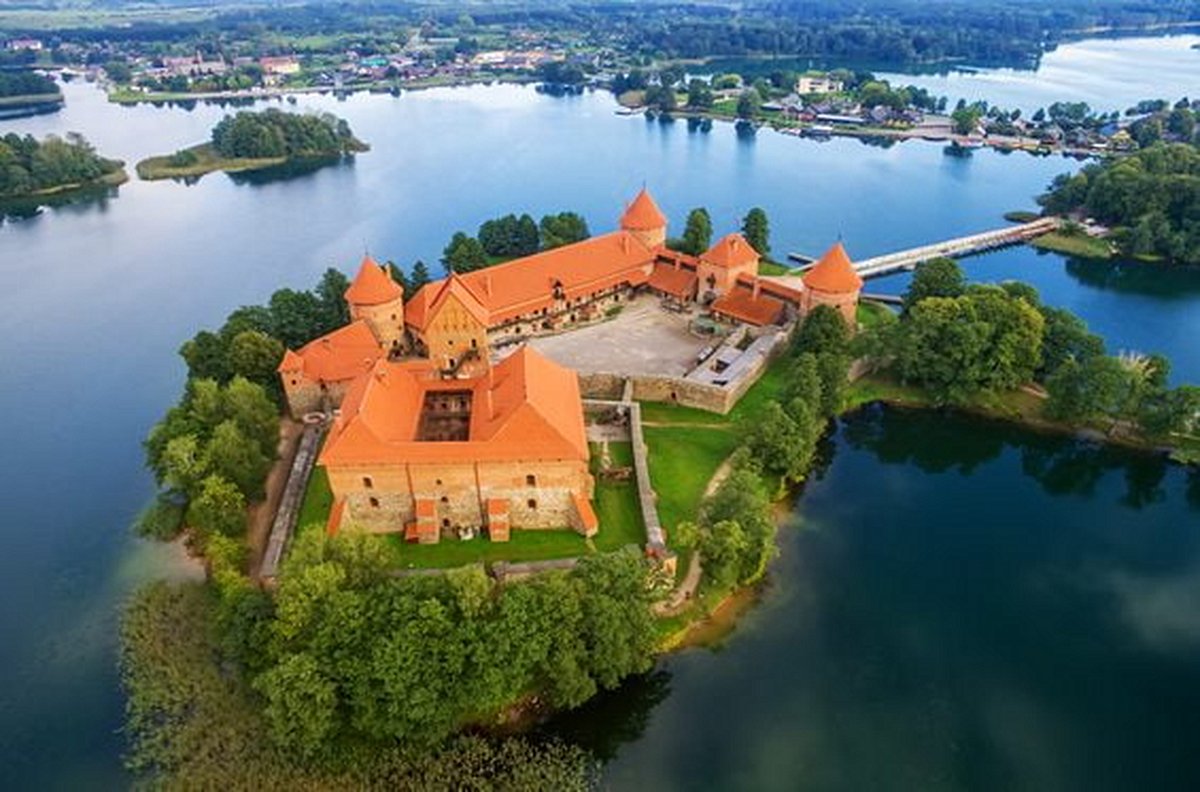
[133,495,185,540]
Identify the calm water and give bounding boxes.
[877,34,1200,114]
[1,41,1198,786]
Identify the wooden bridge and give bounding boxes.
[789,217,1061,279]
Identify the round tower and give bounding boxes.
[620,188,668,249]
[801,242,864,328]
[345,255,406,352]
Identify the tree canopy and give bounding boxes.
[211,109,363,160]
[0,132,121,199]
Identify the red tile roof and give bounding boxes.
[648,262,698,299]
[277,320,383,382]
[572,491,599,533]
[803,242,863,294]
[711,288,785,326]
[620,188,667,230]
[406,231,655,329]
[326,498,346,536]
[320,345,589,466]
[703,233,759,269]
[345,255,403,305]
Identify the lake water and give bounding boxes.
[1,39,1199,786]
[876,34,1200,114]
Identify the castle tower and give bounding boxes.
[345,255,406,352]
[698,233,760,301]
[801,242,864,327]
[619,188,668,249]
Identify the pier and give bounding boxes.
[789,217,1061,279]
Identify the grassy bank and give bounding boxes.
[135,143,288,181]
[1030,230,1114,259]
[0,92,63,108]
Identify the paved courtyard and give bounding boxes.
[527,296,712,377]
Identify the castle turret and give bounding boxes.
[801,242,863,327]
[619,188,668,249]
[345,255,406,352]
[698,232,759,301]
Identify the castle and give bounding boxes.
[278,189,862,544]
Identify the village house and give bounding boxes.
[797,74,844,95]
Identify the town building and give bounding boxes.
[797,74,844,95]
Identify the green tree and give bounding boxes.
[160,434,209,495]
[681,208,713,254]
[699,520,749,590]
[539,212,590,249]
[741,207,770,256]
[686,78,714,109]
[205,420,271,500]
[186,474,247,538]
[951,104,983,135]
[793,304,850,357]
[255,652,339,756]
[179,330,230,382]
[223,376,280,458]
[409,260,432,294]
[1038,305,1105,379]
[1045,355,1132,422]
[442,232,488,273]
[227,330,284,385]
[903,257,965,313]
[736,90,760,120]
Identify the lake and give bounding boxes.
[1,39,1198,786]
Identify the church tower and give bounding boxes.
[619,188,668,249]
[345,255,406,352]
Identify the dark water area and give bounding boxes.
[557,408,1200,790]
[0,39,1198,786]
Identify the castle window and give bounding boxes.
[363,476,374,489]
[440,496,449,504]
[527,498,538,510]
[470,338,477,349]
[368,497,379,508]
[436,478,443,486]
[290,379,298,386]
[526,474,537,487]
[442,518,451,528]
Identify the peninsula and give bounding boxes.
[0,131,125,203]
[135,108,367,181]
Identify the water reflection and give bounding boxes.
[0,182,121,224]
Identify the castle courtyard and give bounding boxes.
[525,295,714,377]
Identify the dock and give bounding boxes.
[789,217,1061,279]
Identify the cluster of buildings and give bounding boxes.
[279,190,862,546]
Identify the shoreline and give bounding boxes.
[0,166,128,206]
[135,141,367,182]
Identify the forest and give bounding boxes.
[1038,143,1200,265]
[0,132,122,199]
[210,108,365,160]
[0,71,58,98]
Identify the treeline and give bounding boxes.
[1038,143,1200,265]
[441,211,590,273]
[138,269,351,541]
[0,71,58,98]
[868,258,1200,442]
[677,305,850,594]
[121,581,598,788]
[0,132,122,199]
[211,109,364,160]
[200,532,655,759]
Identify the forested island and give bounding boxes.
[135,108,367,181]
[1038,142,1200,265]
[0,132,125,201]
[0,71,62,118]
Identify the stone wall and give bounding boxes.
[281,377,352,420]
[328,458,593,536]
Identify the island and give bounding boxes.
[0,132,126,204]
[0,71,63,120]
[123,189,1198,785]
[135,108,368,182]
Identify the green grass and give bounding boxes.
[296,466,333,533]
[136,143,288,181]
[757,259,790,276]
[857,300,898,329]
[385,529,590,570]
[1004,210,1041,223]
[642,426,739,539]
[593,477,645,550]
[1030,231,1113,260]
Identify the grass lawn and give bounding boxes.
[295,466,333,533]
[135,143,287,181]
[385,529,590,570]
[757,259,791,276]
[857,300,898,329]
[1030,231,1113,260]
[642,426,739,538]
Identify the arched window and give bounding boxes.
[527,498,537,510]
[440,495,449,504]
[363,476,374,489]
[526,474,537,487]
[368,497,379,508]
